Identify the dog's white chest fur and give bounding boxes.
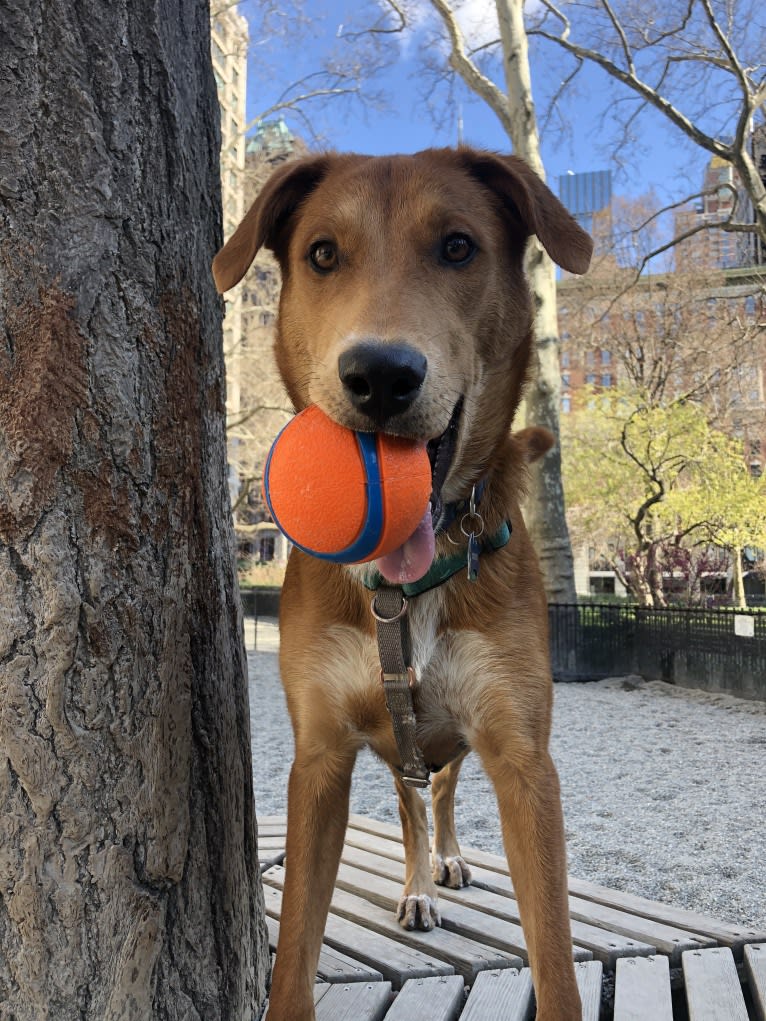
[406,588,447,682]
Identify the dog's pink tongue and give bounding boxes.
[376,506,435,584]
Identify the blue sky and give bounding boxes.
[239,1,707,209]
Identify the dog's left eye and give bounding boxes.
[441,233,476,265]
[308,240,339,273]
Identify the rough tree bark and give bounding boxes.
[0,2,268,1019]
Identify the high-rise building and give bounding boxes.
[210,5,248,505]
[558,170,612,244]
[673,130,766,272]
[673,156,752,271]
[211,8,248,242]
[225,119,309,565]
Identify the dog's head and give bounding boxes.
[214,147,590,513]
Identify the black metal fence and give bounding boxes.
[241,587,281,622]
[549,603,766,699]
[241,591,765,699]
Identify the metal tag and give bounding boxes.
[467,532,480,582]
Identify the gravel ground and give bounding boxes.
[248,618,766,930]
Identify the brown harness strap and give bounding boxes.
[371,586,431,789]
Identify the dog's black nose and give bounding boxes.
[338,342,427,423]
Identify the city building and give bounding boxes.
[557,170,616,416]
[211,4,249,506]
[558,169,612,241]
[232,119,308,566]
[673,156,751,271]
[673,126,766,272]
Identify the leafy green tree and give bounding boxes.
[669,436,766,607]
[564,387,728,604]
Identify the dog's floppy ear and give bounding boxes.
[513,426,555,464]
[459,149,593,275]
[212,155,334,293]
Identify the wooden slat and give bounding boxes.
[258,815,290,826]
[745,944,766,1021]
[575,960,603,1021]
[570,878,766,957]
[338,844,592,963]
[264,914,383,984]
[347,814,766,957]
[459,968,534,1021]
[381,976,466,1021]
[257,822,288,838]
[263,983,334,1021]
[258,836,288,852]
[337,837,652,968]
[314,980,392,1021]
[682,947,749,1021]
[322,881,521,980]
[262,873,452,988]
[334,861,531,965]
[613,955,673,1021]
[466,863,705,966]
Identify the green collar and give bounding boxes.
[362,520,512,597]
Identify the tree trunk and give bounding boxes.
[732,547,747,609]
[0,2,268,1019]
[627,552,654,607]
[495,0,577,602]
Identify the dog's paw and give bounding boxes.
[396,893,441,931]
[432,853,472,889]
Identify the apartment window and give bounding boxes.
[562,373,570,387]
[601,373,612,387]
[561,351,571,369]
[601,349,611,365]
[562,395,571,414]
[585,373,596,385]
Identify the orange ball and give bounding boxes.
[263,405,432,563]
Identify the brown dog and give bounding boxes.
[214,148,592,1021]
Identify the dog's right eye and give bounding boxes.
[308,241,339,274]
[441,233,476,266]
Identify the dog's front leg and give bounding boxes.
[430,750,472,889]
[475,734,581,1021]
[392,772,441,930]
[267,741,356,1021]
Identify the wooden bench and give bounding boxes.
[259,814,766,1020]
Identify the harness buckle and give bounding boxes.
[401,774,430,789]
[380,667,418,690]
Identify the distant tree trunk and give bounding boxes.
[0,2,268,1019]
[425,0,577,602]
[495,0,577,603]
[732,548,747,609]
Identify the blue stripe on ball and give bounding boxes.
[319,431,383,562]
[264,427,384,564]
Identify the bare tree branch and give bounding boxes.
[531,1,732,162]
[339,0,407,40]
[427,0,513,136]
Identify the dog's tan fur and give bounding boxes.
[214,148,592,1021]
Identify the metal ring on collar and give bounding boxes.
[460,511,485,539]
[370,594,409,623]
